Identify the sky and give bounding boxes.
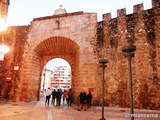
[6,0,152,71]
[7,0,152,26]
[46,58,70,71]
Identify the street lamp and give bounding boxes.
[99,59,108,120]
[122,45,136,120]
[0,18,9,60]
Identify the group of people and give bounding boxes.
[77,89,92,111]
[45,88,73,106]
[44,87,93,111]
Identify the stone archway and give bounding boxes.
[35,36,80,99]
[11,11,98,102]
[17,36,80,101]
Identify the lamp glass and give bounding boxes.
[0,44,9,54]
[0,52,4,60]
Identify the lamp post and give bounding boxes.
[99,59,108,120]
[122,45,136,120]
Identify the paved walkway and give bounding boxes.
[0,97,160,120]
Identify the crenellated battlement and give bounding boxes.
[96,0,160,110]
[152,0,160,7]
[103,0,159,21]
[133,3,144,13]
[99,0,160,46]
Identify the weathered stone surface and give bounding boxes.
[0,0,160,110]
[96,0,160,110]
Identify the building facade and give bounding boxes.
[40,68,53,92]
[0,0,9,19]
[51,66,71,90]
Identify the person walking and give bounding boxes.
[67,88,73,106]
[56,89,61,106]
[78,89,87,111]
[63,90,68,104]
[87,91,92,108]
[51,89,56,105]
[45,87,51,106]
[77,91,81,106]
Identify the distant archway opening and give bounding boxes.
[40,58,72,94]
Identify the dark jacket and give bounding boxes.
[55,90,61,99]
[87,92,92,102]
[52,90,56,98]
[79,92,87,104]
[68,89,73,99]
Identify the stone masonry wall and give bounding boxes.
[96,0,160,110]
[17,12,98,102]
[0,0,160,111]
[0,26,29,100]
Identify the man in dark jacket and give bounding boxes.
[51,89,56,105]
[78,89,87,111]
[87,91,92,108]
[56,89,61,106]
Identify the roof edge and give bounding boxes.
[33,11,84,22]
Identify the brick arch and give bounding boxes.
[32,36,80,100]
[32,35,78,52]
[34,36,79,56]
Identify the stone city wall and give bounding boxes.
[96,0,160,110]
[0,0,160,111]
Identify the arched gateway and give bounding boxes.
[2,1,160,110]
[13,10,98,102]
